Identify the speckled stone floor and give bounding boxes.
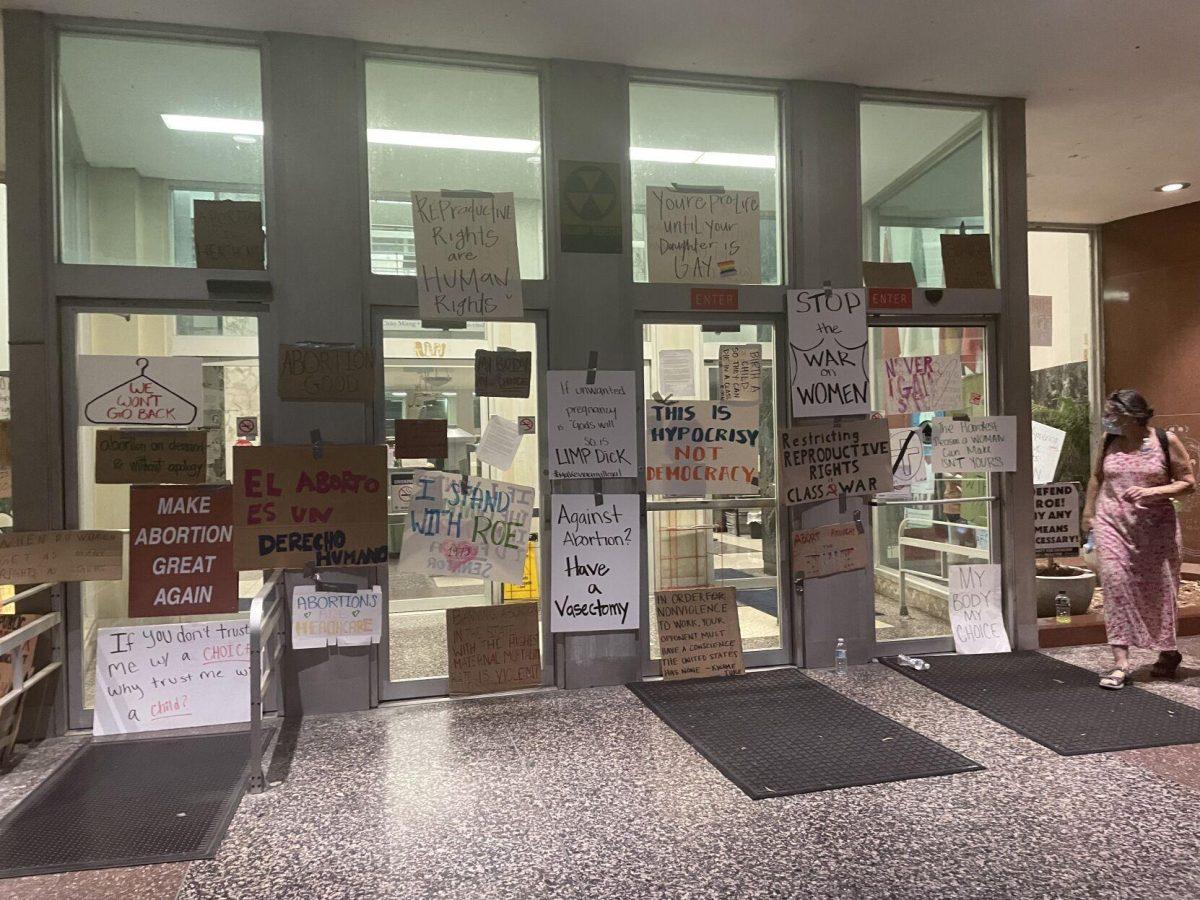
[5,640,1200,899]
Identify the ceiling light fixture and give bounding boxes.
[631,146,776,169]
[1156,182,1191,193]
[161,114,264,136]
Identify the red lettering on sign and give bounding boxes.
[690,288,739,311]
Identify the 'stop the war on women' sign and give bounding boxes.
[787,288,869,418]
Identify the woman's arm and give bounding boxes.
[1082,439,1106,532]
[1123,432,1195,502]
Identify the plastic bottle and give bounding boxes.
[834,637,848,677]
[1055,590,1071,624]
[898,654,930,671]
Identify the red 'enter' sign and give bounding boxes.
[868,287,913,310]
[690,288,739,311]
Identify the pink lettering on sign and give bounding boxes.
[444,540,480,572]
[868,287,912,310]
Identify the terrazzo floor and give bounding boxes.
[5,640,1200,899]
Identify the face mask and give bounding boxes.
[1103,416,1122,435]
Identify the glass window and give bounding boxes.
[58,34,265,267]
[861,102,991,286]
[629,83,782,284]
[365,61,545,279]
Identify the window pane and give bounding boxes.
[630,83,782,284]
[860,102,990,287]
[58,34,265,267]
[366,61,544,279]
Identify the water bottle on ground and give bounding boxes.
[834,637,848,677]
[1055,590,1071,624]
[898,654,930,671]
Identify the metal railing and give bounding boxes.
[248,569,286,794]
[0,583,63,764]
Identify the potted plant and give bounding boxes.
[1035,557,1097,618]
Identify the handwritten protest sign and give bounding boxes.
[447,603,541,695]
[0,531,123,584]
[232,445,388,569]
[95,429,207,484]
[932,417,1018,473]
[889,427,931,491]
[476,415,523,471]
[646,402,759,496]
[411,191,522,320]
[787,288,868,417]
[1032,420,1066,484]
[292,586,383,648]
[792,521,869,579]
[655,586,744,680]
[780,418,892,505]
[128,485,237,618]
[883,354,962,414]
[949,564,1010,654]
[941,233,994,289]
[547,370,637,479]
[1034,482,1081,556]
[278,344,375,402]
[78,356,202,427]
[719,345,762,402]
[193,199,264,270]
[474,349,532,398]
[551,494,639,632]
[1030,295,1053,346]
[93,620,250,736]
[398,472,534,584]
[645,187,761,284]
[395,419,448,460]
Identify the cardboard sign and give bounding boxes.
[868,287,913,310]
[1034,482,1082,556]
[78,356,203,427]
[476,415,522,471]
[232,445,388,569]
[93,620,249,736]
[889,427,931,491]
[411,190,522,320]
[940,233,995,289]
[719,345,762,403]
[645,401,760,496]
[1030,294,1054,347]
[128,485,237,618]
[932,417,1018,473]
[691,288,739,311]
[948,564,1010,654]
[278,344,375,403]
[559,160,622,254]
[862,261,916,288]
[787,288,869,418]
[394,419,448,460]
[655,586,744,681]
[657,349,696,398]
[474,349,532,398]
[94,429,207,485]
[645,187,761,284]
[398,472,535,584]
[792,521,869,579]
[550,494,639,632]
[447,603,541,695]
[0,531,124,584]
[1032,420,1066,484]
[291,585,383,648]
[883,355,963,414]
[780,418,892,506]
[192,199,264,270]
[547,370,637,479]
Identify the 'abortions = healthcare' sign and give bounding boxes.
[1034,482,1081,556]
[645,401,759,496]
[128,485,237,618]
[291,586,383,649]
[232,444,388,570]
[547,370,637,479]
[787,288,869,418]
[551,494,640,632]
[780,418,892,505]
[948,564,1010,654]
[398,472,535,584]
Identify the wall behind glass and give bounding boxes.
[58,34,264,267]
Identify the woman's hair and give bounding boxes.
[1106,388,1154,423]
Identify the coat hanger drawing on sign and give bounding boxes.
[83,357,199,426]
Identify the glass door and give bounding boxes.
[640,318,788,673]
[868,320,999,655]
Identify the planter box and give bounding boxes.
[1035,566,1097,618]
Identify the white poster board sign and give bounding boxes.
[657,348,696,398]
[948,564,1011,654]
[78,356,203,427]
[1034,482,1082,556]
[719,345,762,402]
[411,190,522,320]
[646,401,760,496]
[883,354,963,415]
[292,586,383,648]
[645,186,761,284]
[93,620,249,736]
[550,494,640,632]
[1032,420,1066,484]
[547,370,637,479]
[889,427,931,490]
[787,288,869,418]
[932,417,1018,473]
[780,418,892,505]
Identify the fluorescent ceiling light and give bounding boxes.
[161,114,263,136]
[1156,181,1190,192]
[368,128,538,154]
[631,146,776,169]
[630,147,701,164]
[696,151,776,169]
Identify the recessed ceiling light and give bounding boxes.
[1156,182,1191,193]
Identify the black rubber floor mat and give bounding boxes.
[0,729,262,878]
[880,651,1200,755]
[628,668,982,799]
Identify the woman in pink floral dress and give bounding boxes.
[1083,390,1194,689]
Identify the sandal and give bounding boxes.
[1100,668,1131,690]
[1152,651,1183,679]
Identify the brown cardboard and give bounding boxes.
[862,261,917,288]
[446,603,541,695]
[193,199,265,270]
[792,521,869,579]
[474,349,532,398]
[278,344,376,403]
[232,444,388,569]
[394,419,448,460]
[0,531,124,584]
[940,233,995,288]
[654,586,744,681]
[94,429,208,485]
